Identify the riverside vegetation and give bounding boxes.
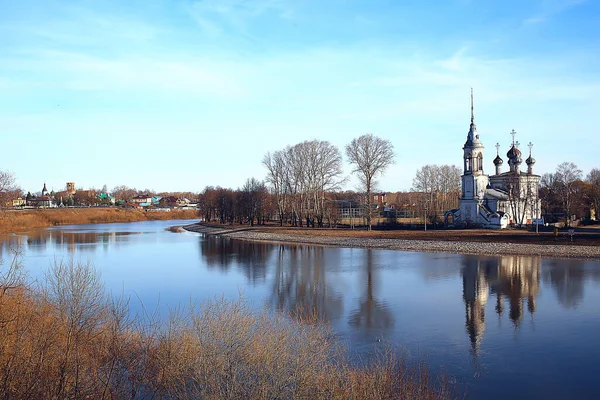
[0,208,199,234]
[0,253,452,399]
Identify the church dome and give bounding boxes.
[493,155,504,165]
[506,145,521,160]
[526,155,536,165]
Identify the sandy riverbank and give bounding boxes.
[183,223,600,261]
[0,208,200,233]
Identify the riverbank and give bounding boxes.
[183,223,600,261]
[0,208,199,233]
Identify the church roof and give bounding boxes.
[463,89,483,149]
[485,188,509,200]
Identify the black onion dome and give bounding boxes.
[506,145,521,160]
[526,155,536,165]
[493,155,504,165]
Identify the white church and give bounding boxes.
[445,91,541,229]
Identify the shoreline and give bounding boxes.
[182,223,600,261]
[0,208,200,234]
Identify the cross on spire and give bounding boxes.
[510,129,517,145]
[528,142,533,156]
[515,140,520,149]
[470,88,474,123]
[495,142,500,155]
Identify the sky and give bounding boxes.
[1,0,599,194]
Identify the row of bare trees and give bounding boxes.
[264,135,395,230]
[197,180,270,225]
[540,162,600,224]
[411,165,462,223]
[263,139,345,228]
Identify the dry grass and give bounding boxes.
[0,254,453,399]
[0,208,199,234]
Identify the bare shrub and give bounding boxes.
[0,259,453,399]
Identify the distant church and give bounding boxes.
[445,91,541,229]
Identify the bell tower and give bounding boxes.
[461,89,488,201]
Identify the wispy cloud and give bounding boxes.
[523,0,587,25]
[184,0,295,37]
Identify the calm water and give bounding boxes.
[2,220,600,399]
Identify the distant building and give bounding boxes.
[66,182,76,195]
[26,183,57,208]
[12,198,26,207]
[97,193,115,205]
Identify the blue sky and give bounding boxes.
[1,0,599,194]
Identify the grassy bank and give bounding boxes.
[0,208,199,233]
[0,256,451,399]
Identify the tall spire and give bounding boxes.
[470,88,474,124]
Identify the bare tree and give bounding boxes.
[345,134,395,230]
[240,178,268,226]
[412,164,461,225]
[0,170,17,208]
[555,162,583,225]
[504,173,537,226]
[586,168,600,222]
[264,140,343,228]
[111,185,137,203]
[263,150,290,226]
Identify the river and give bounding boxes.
[2,220,600,399]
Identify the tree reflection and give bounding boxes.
[270,244,343,322]
[199,236,272,283]
[348,249,394,334]
[200,236,235,271]
[544,260,585,309]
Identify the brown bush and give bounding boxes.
[0,254,453,399]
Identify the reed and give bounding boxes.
[0,255,453,399]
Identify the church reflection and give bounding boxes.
[462,254,541,356]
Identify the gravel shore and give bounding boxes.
[183,224,600,261]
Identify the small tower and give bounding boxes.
[41,183,49,197]
[526,142,536,175]
[493,142,503,176]
[66,182,76,195]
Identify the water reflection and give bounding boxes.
[270,244,343,322]
[3,223,600,399]
[200,236,272,283]
[348,249,394,332]
[462,255,541,357]
[2,230,136,255]
[544,259,586,309]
